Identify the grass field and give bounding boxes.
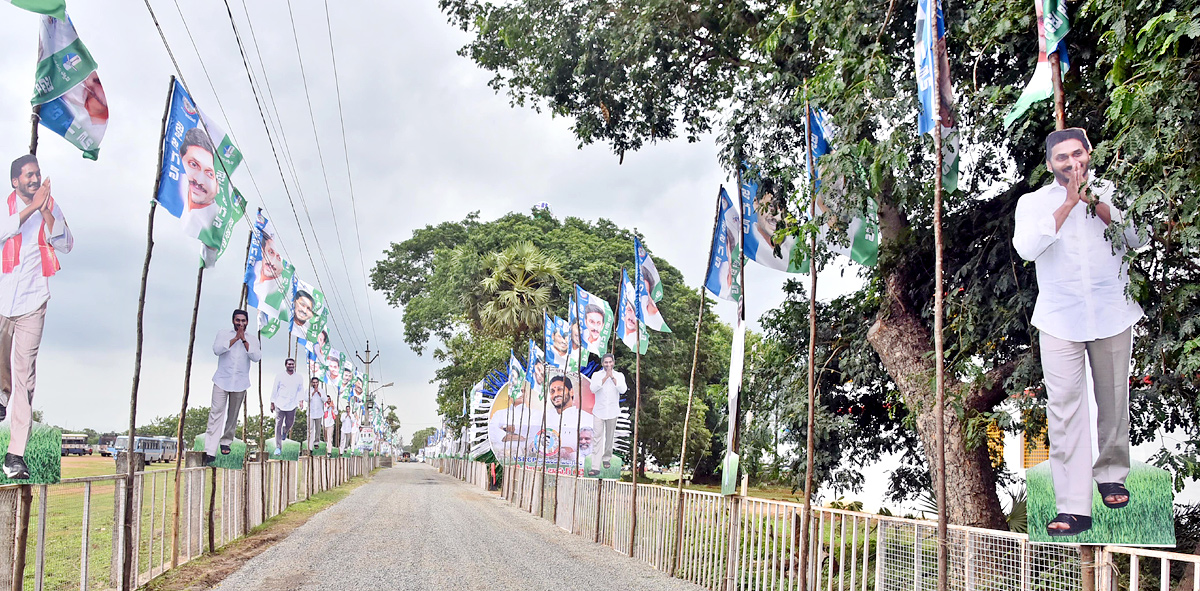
[192,436,247,470]
[1027,460,1177,546]
[0,422,61,485]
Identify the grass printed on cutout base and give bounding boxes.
[269,439,301,461]
[0,422,61,485]
[582,454,624,479]
[311,442,328,457]
[1027,460,1176,546]
[191,436,247,470]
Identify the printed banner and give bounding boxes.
[575,286,614,357]
[721,316,747,496]
[634,237,670,332]
[616,269,648,354]
[33,15,106,159]
[290,278,327,341]
[741,167,802,272]
[545,314,572,369]
[705,187,744,301]
[244,211,294,325]
[527,339,545,394]
[913,0,961,192]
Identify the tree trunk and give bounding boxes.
[865,197,1010,530]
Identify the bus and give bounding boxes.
[112,436,178,463]
[61,433,91,456]
[98,433,118,456]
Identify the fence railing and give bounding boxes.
[1,452,379,591]
[434,459,1200,591]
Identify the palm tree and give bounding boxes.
[463,242,564,348]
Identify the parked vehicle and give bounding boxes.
[98,433,118,457]
[112,436,177,463]
[61,433,91,456]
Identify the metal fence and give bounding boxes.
[435,459,1200,591]
[1,452,379,591]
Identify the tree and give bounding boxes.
[409,427,438,453]
[373,210,733,472]
[471,241,564,347]
[436,0,1200,529]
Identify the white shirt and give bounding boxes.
[308,388,324,416]
[589,370,627,420]
[0,199,73,317]
[212,328,261,391]
[269,370,306,411]
[340,414,353,433]
[1013,179,1146,342]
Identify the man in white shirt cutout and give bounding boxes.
[1,155,73,479]
[1013,128,1147,537]
[306,377,324,451]
[340,405,354,452]
[204,310,262,464]
[269,358,305,456]
[587,353,627,475]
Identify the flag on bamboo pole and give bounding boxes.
[508,352,525,393]
[616,269,648,354]
[566,296,582,371]
[741,166,803,273]
[244,211,295,338]
[914,0,960,192]
[526,339,545,396]
[32,14,105,158]
[633,237,670,333]
[289,277,327,341]
[705,187,743,302]
[5,0,65,19]
[575,285,614,357]
[1003,0,1071,127]
[545,315,571,369]
[156,79,245,250]
[721,307,748,496]
[804,108,879,269]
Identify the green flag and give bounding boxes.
[199,187,246,268]
[6,0,66,19]
[32,13,96,106]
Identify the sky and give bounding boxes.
[0,1,862,446]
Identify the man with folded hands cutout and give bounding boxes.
[1013,128,1146,536]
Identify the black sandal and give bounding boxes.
[1047,513,1092,537]
[1098,482,1131,509]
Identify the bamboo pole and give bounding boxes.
[672,190,723,576]
[799,88,820,591]
[237,228,252,535]
[1048,53,1066,130]
[170,265,205,566]
[258,331,266,523]
[538,311,551,515]
[570,289,584,530]
[629,264,644,557]
[930,1,949,588]
[724,167,749,591]
[118,76,173,589]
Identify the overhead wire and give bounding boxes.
[228,0,367,349]
[282,0,370,345]
[321,0,380,351]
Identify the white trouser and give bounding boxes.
[591,416,618,465]
[1041,326,1132,516]
[205,385,246,457]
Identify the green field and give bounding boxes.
[1027,460,1177,546]
[192,436,247,470]
[0,422,61,485]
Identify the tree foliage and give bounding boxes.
[437,0,1200,527]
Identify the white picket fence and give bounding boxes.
[434,458,1200,591]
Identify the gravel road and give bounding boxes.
[211,462,706,591]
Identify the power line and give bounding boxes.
[282,0,370,346]
[322,0,379,349]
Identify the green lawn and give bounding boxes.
[1027,460,1177,546]
[0,422,61,485]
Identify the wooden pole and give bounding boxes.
[672,191,722,577]
[628,263,643,557]
[724,168,749,591]
[538,312,551,515]
[1048,53,1066,130]
[799,88,820,591]
[259,331,266,523]
[206,467,216,553]
[118,75,173,589]
[570,289,584,531]
[170,265,205,566]
[930,2,949,589]
[28,105,40,156]
[238,229,253,534]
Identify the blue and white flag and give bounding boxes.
[705,187,743,301]
[526,339,545,392]
[805,109,879,268]
[616,269,648,354]
[575,285,614,356]
[741,166,803,273]
[634,237,670,332]
[915,0,961,191]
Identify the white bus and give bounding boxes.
[61,433,91,456]
[113,436,178,463]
